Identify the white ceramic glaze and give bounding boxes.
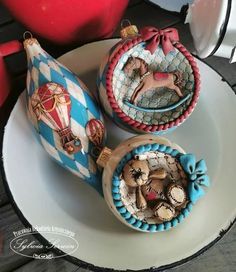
[186,0,236,61]
[148,0,236,61]
[215,0,236,62]
[2,39,236,270]
[186,0,227,58]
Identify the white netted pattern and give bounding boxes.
[112,42,194,125]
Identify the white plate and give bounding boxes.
[2,39,236,271]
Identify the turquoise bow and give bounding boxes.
[179,154,210,204]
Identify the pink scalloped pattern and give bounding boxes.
[105,37,201,133]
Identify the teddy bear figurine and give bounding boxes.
[122,158,187,222]
[122,159,170,211]
[122,159,150,210]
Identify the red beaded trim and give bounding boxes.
[105,37,201,132]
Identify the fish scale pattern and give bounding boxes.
[26,42,104,194]
[98,41,195,128]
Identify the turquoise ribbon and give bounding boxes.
[179,154,210,204]
[123,94,191,113]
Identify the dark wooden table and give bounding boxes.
[0,1,236,271]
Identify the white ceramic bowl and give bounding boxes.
[2,39,236,271]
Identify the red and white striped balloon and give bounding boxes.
[85,118,105,147]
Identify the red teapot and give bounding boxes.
[2,0,128,44]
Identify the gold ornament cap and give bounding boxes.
[23,31,39,49]
[96,147,112,168]
[120,19,139,39]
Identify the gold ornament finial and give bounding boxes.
[23,31,39,48]
[120,19,139,39]
[96,147,112,168]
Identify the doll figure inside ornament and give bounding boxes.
[123,56,184,105]
[121,154,188,222]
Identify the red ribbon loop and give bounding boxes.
[140,26,179,55]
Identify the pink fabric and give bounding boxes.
[153,72,169,80]
[140,26,179,55]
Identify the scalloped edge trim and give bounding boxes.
[105,36,201,133]
[111,143,194,232]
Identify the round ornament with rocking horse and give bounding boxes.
[98,21,201,134]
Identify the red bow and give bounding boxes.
[140,26,179,55]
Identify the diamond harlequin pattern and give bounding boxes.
[26,43,104,193]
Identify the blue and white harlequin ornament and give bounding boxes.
[23,36,106,194]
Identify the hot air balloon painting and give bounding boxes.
[23,34,106,194]
[85,118,105,156]
[30,82,82,154]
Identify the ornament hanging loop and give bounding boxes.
[23,31,39,48]
[23,31,33,40]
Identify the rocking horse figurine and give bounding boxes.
[123,56,184,106]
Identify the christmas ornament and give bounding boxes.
[97,22,201,134]
[24,33,106,193]
[96,135,210,232]
[23,33,210,232]
[85,119,105,157]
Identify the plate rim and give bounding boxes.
[1,38,236,272]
